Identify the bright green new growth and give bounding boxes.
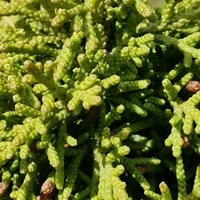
[0,0,200,199]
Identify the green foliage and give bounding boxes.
[0,0,200,199]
